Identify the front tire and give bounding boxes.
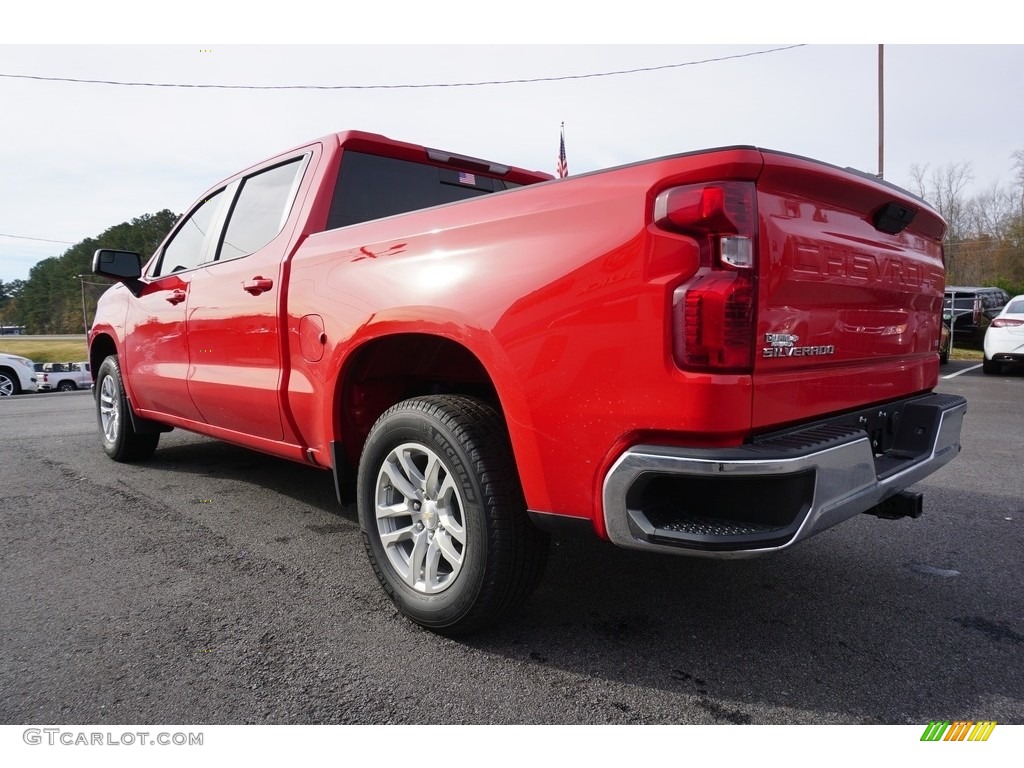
[0,368,21,397]
[357,395,548,635]
[96,355,159,461]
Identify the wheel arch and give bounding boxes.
[330,330,549,511]
[89,333,119,390]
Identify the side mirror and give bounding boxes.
[93,249,142,280]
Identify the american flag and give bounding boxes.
[557,124,568,178]
[458,171,476,185]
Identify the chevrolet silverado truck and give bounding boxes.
[37,361,92,391]
[88,130,966,634]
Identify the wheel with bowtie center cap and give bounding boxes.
[356,395,548,635]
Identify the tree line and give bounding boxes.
[0,211,178,334]
[2,150,1024,335]
[909,149,1024,294]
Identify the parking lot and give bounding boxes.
[1,364,1022,725]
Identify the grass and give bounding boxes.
[949,347,984,361]
[0,337,89,363]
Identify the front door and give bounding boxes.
[125,188,230,421]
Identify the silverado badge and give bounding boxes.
[762,333,835,359]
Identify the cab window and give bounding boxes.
[217,158,305,262]
[153,190,226,277]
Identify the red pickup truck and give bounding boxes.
[89,130,966,634]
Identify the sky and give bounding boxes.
[2,5,1023,284]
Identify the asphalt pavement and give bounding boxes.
[1,369,1022,725]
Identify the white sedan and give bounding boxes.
[983,294,1024,374]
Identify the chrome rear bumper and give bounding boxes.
[602,393,967,558]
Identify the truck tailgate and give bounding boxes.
[752,152,947,430]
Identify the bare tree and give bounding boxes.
[909,161,974,283]
[1012,149,1024,242]
[968,181,1013,237]
[1012,149,1024,197]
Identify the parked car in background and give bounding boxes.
[36,361,93,391]
[983,294,1024,374]
[0,352,39,396]
[944,286,1010,344]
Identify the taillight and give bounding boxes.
[655,182,757,371]
[991,318,1024,328]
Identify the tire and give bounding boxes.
[0,368,21,397]
[982,357,1000,375]
[57,380,77,392]
[95,355,160,461]
[357,395,549,635]
[939,349,949,365]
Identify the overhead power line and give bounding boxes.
[0,232,76,245]
[0,45,805,91]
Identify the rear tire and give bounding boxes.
[357,395,549,635]
[57,380,77,392]
[96,355,159,461]
[982,357,1000,375]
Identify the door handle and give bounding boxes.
[166,289,186,305]
[243,277,274,296]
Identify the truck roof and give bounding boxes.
[229,130,554,189]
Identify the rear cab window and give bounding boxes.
[326,151,522,231]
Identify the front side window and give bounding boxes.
[218,159,304,262]
[154,190,226,276]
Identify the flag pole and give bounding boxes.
[557,122,568,178]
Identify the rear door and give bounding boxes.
[751,152,947,430]
[184,150,314,441]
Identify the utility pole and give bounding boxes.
[878,44,884,179]
[76,274,89,336]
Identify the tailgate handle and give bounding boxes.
[243,277,273,296]
[165,289,186,305]
[873,202,916,235]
